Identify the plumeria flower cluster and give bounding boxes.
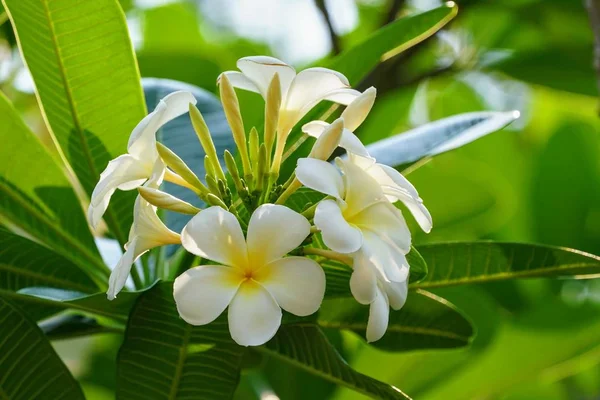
[89,56,431,346]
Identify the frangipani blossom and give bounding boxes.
[88,91,197,229]
[174,204,325,346]
[302,88,432,233]
[296,157,412,305]
[107,161,180,300]
[218,56,361,139]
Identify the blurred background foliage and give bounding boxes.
[2,0,600,399]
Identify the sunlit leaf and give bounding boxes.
[0,296,85,399]
[3,0,147,245]
[0,92,107,288]
[412,242,600,289]
[259,325,411,399]
[363,111,519,167]
[318,290,474,352]
[116,283,244,399]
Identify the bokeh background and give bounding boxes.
[2,0,600,399]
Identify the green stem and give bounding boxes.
[303,247,353,265]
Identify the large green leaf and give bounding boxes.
[3,0,147,244]
[0,92,107,287]
[411,242,600,289]
[318,290,474,352]
[0,296,84,399]
[259,325,411,399]
[116,283,244,399]
[0,227,97,293]
[327,3,458,84]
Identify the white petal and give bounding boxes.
[376,164,432,233]
[352,202,411,253]
[314,199,362,254]
[257,257,325,316]
[128,91,196,158]
[284,67,354,118]
[337,158,385,217]
[88,154,151,228]
[296,158,344,200]
[322,87,362,105]
[218,71,261,94]
[181,206,248,269]
[246,204,310,267]
[173,265,243,325]
[350,252,377,305]
[106,237,139,300]
[366,285,390,343]
[384,279,408,310]
[237,56,296,97]
[228,280,282,346]
[341,87,376,132]
[133,196,181,246]
[361,230,409,283]
[302,122,370,158]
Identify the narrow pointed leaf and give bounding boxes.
[116,283,244,400]
[363,111,520,167]
[328,3,457,83]
[412,242,600,289]
[0,92,107,287]
[0,296,85,399]
[3,0,147,245]
[318,290,474,352]
[258,325,411,399]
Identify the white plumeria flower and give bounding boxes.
[218,56,361,138]
[367,277,408,343]
[174,204,326,346]
[107,161,180,300]
[296,157,412,305]
[302,88,432,233]
[88,91,197,229]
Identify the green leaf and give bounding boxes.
[258,324,411,399]
[0,227,98,293]
[411,242,600,289]
[0,296,85,399]
[40,314,122,341]
[0,92,107,287]
[1,285,144,322]
[3,0,147,245]
[327,3,458,84]
[364,111,519,167]
[490,48,596,96]
[116,283,244,399]
[318,289,474,352]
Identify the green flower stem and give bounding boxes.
[303,247,353,266]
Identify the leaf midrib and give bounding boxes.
[411,262,600,289]
[168,324,191,400]
[317,321,470,342]
[38,0,126,245]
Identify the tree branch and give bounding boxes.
[315,0,341,55]
[585,0,600,113]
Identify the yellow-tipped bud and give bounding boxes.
[206,193,228,209]
[205,174,221,198]
[256,143,267,191]
[341,87,376,132]
[264,73,281,165]
[249,127,260,174]
[218,74,252,177]
[308,117,344,160]
[156,143,209,196]
[138,187,201,215]
[204,155,215,178]
[224,150,244,194]
[189,104,226,181]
